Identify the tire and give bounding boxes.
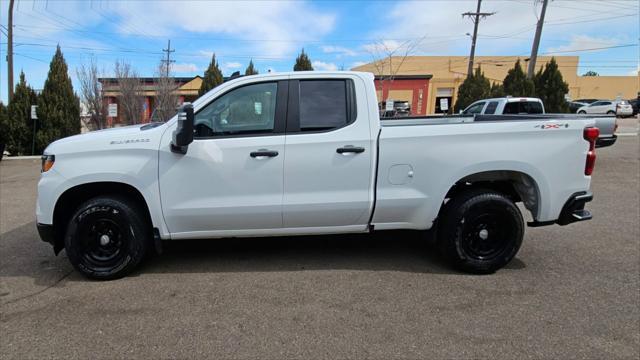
[578,111,586,114]
[438,189,524,274]
[606,110,615,115]
[64,196,150,280]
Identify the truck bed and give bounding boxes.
[380,114,615,127]
[372,114,596,231]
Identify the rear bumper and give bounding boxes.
[596,135,617,148]
[529,191,593,227]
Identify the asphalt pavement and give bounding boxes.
[1,135,638,359]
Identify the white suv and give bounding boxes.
[577,100,633,117]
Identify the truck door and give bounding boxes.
[158,80,288,236]
[282,78,374,229]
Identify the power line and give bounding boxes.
[542,44,638,54]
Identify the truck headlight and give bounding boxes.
[41,154,55,173]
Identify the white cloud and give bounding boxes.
[321,45,358,57]
[362,40,406,55]
[365,1,636,56]
[111,1,336,58]
[224,62,243,70]
[312,61,338,71]
[172,63,199,73]
[351,61,367,69]
[546,35,619,55]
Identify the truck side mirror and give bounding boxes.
[171,103,194,154]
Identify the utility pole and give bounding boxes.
[462,0,494,78]
[527,0,549,78]
[161,40,175,77]
[7,0,15,102]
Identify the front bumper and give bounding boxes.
[37,223,55,245]
[596,135,617,148]
[37,223,64,254]
[529,191,593,227]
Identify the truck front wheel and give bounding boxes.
[438,189,524,274]
[64,196,149,280]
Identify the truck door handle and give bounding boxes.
[250,149,279,158]
[336,146,365,154]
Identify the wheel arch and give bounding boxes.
[443,170,542,220]
[51,182,153,254]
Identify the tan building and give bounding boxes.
[354,56,639,114]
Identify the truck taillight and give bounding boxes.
[583,127,599,176]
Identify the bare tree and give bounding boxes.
[76,58,106,130]
[114,60,143,125]
[153,62,179,122]
[366,38,422,113]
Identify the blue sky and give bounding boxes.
[1,0,638,103]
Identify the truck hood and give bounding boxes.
[44,123,168,155]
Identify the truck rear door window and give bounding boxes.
[299,80,348,131]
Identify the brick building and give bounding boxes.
[99,76,203,126]
[374,75,433,115]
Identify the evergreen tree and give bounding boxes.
[7,72,38,155]
[502,59,535,97]
[198,54,224,97]
[582,70,599,76]
[490,82,505,98]
[534,58,569,113]
[36,46,80,154]
[245,60,258,75]
[454,67,491,112]
[293,49,313,71]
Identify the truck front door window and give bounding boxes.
[194,82,278,137]
[484,101,499,114]
[465,102,485,114]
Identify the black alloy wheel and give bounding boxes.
[438,189,524,274]
[65,196,149,280]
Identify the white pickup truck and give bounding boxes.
[37,71,600,279]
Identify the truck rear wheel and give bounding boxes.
[64,196,149,280]
[438,189,523,274]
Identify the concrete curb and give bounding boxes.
[1,156,42,160]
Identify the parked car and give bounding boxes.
[626,98,638,116]
[574,98,599,104]
[567,101,588,113]
[379,100,411,117]
[462,97,544,115]
[37,71,600,279]
[464,97,616,147]
[577,100,633,117]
